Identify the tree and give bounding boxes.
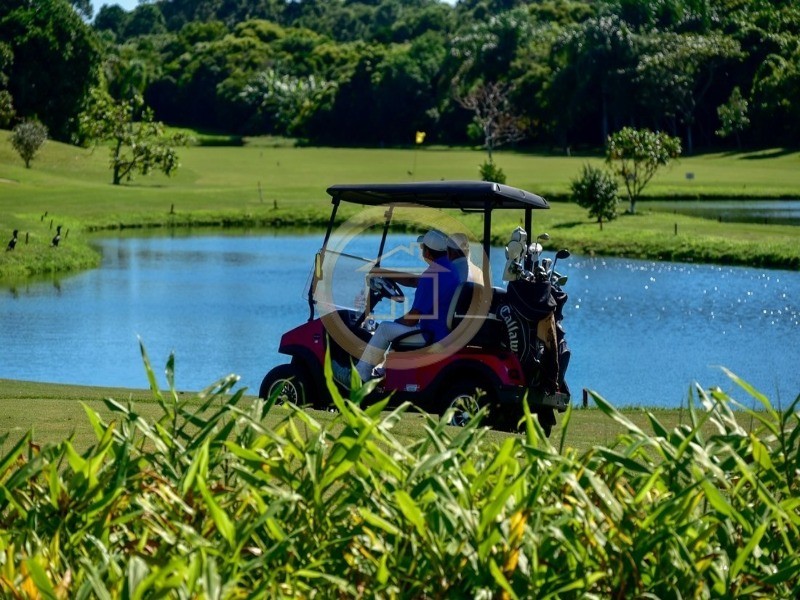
[0,90,13,127]
[450,7,535,83]
[70,0,92,20]
[123,4,167,39]
[454,81,525,166]
[571,164,619,226]
[239,68,335,136]
[634,32,743,154]
[750,50,800,146]
[93,4,129,40]
[0,0,100,141]
[716,86,749,148]
[11,120,48,168]
[550,15,637,146]
[81,92,186,185]
[605,127,681,214]
[0,41,13,127]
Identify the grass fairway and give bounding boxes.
[0,377,719,455]
[2,130,799,279]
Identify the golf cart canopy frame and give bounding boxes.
[309,181,550,321]
[326,181,549,211]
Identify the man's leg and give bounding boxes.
[356,321,417,381]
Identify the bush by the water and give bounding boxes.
[479,160,507,184]
[571,163,620,224]
[0,347,798,598]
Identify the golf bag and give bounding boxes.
[496,278,570,396]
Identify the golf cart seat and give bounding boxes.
[448,282,507,348]
[391,329,434,350]
[391,282,480,351]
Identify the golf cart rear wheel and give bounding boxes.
[441,382,489,427]
[259,364,308,406]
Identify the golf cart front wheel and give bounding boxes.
[441,382,488,427]
[259,364,308,406]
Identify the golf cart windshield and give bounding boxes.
[312,232,424,319]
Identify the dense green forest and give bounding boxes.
[2,0,799,151]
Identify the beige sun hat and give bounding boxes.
[446,233,471,253]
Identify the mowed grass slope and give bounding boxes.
[0,376,741,455]
[3,131,800,211]
[2,131,800,276]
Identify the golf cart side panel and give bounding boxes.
[279,320,326,366]
[383,347,526,392]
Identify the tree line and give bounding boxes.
[2,0,799,152]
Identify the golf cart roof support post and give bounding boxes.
[482,199,492,276]
[308,197,341,321]
[524,207,533,271]
[321,196,341,251]
[375,205,394,268]
[525,208,532,240]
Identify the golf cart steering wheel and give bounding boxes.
[369,276,405,303]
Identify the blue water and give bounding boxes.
[641,199,800,225]
[2,232,799,408]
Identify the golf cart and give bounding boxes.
[259,181,571,435]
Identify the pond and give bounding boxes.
[640,199,800,225]
[2,232,799,409]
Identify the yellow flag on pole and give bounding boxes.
[415,131,426,145]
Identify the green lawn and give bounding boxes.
[3,132,800,213]
[0,377,715,455]
[2,131,799,278]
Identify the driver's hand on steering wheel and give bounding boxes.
[368,266,384,276]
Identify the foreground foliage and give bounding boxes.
[0,348,798,598]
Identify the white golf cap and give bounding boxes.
[416,229,448,252]
[447,233,470,252]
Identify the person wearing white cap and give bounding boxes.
[355,229,460,381]
[447,233,483,284]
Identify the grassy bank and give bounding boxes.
[1,130,799,278]
[0,376,758,455]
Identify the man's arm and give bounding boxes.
[369,267,420,288]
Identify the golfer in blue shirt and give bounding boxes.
[356,229,460,381]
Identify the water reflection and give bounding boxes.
[1,233,798,408]
[642,199,800,225]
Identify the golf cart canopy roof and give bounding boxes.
[326,181,549,211]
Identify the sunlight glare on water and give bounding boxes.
[565,257,799,406]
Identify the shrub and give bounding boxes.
[571,163,620,225]
[10,119,48,168]
[0,347,798,598]
[479,160,506,184]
